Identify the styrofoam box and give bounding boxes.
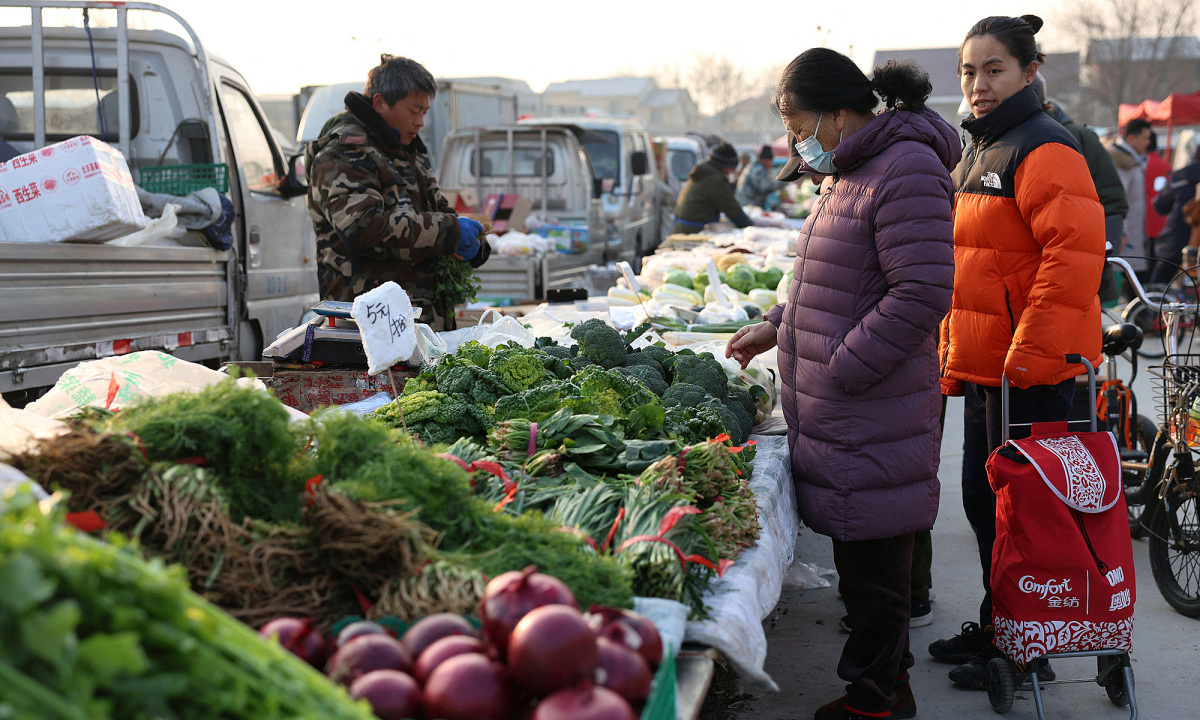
[0,135,145,243]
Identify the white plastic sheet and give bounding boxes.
[684,434,798,693]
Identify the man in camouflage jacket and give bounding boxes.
[306,55,489,331]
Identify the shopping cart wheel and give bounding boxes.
[986,657,1015,714]
[1097,655,1134,707]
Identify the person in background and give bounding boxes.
[670,142,754,234]
[735,151,753,186]
[934,13,1104,691]
[305,54,490,331]
[727,48,957,720]
[1151,145,1200,284]
[1144,131,1172,277]
[1106,119,1153,276]
[737,144,787,209]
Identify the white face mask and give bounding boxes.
[794,113,841,174]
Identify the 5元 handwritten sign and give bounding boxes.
[351,281,417,375]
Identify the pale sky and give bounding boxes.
[10,0,1072,96]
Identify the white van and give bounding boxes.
[518,116,662,259]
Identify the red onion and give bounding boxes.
[413,634,486,685]
[595,637,652,704]
[423,653,513,720]
[479,565,577,657]
[533,684,637,720]
[336,620,390,648]
[585,605,664,668]
[400,613,476,659]
[326,633,413,686]
[508,604,598,697]
[259,617,330,668]
[348,669,423,720]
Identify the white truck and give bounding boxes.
[0,1,316,405]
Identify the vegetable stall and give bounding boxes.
[0,300,799,719]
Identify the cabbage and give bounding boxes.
[663,269,694,290]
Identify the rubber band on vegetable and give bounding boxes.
[613,505,720,572]
[351,585,374,615]
[65,510,106,533]
[600,507,626,553]
[527,421,538,457]
[304,474,323,506]
[104,372,120,410]
[175,456,208,466]
[557,525,600,551]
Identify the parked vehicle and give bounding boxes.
[658,135,706,195]
[438,123,610,301]
[296,79,519,169]
[0,1,314,404]
[518,116,662,260]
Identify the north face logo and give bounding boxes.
[982,172,1002,189]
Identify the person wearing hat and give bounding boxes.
[670,142,754,234]
[737,144,787,209]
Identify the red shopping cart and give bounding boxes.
[983,355,1138,719]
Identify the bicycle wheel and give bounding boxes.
[1146,476,1200,617]
[1121,293,1170,359]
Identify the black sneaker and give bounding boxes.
[948,645,1003,689]
[928,621,993,664]
[909,598,933,628]
[948,649,1056,690]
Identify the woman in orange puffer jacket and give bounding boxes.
[929,14,1105,691]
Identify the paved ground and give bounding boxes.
[711,348,1199,720]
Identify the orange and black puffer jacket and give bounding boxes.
[939,86,1104,392]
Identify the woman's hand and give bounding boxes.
[726,321,778,369]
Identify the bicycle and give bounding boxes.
[1118,250,1200,359]
[1114,256,1200,617]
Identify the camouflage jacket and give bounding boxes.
[305,92,489,330]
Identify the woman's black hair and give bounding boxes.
[959,14,1046,71]
[772,47,931,116]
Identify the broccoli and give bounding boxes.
[727,385,757,420]
[493,381,582,423]
[671,354,728,398]
[434,359,511,405]
[662,382,714,409]
[456,340,493,368]
[570,318,628,369]
[489,344,550,392]
[573,365,660,417]
[615,365,668,397]
[664,403,729,445]
[541,344,573,362]
[638,345,675,378]
[530,348,574,380]
[718,396,753,445]
[622,352,665,380]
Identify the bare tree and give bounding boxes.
[1057,0,1199,123]
[687,53,759,121]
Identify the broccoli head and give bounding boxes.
[662,382,714,409]
[489,344,550,392]
[727,385,757,420]
[718,396,753,445]
[573,365,660,417]
[671,354,728,398]
[369,391,493,439]
[615,365,668,397]
[570,318,628,369]
[540,344,574,362]
[622,352,665,380]
[664,403,729,445]
[530,348,575,380]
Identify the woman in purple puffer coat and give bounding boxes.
[726,48,957,720]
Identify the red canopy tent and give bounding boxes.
[1117,91,1200,152]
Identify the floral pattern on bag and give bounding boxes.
[993,616,1134,664]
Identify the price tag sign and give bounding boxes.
[351,282,417,375]
[616,260,641,294]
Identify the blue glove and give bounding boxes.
[456,217,483,261]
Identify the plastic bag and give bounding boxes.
[437,308,537,354]
[696,302,748,325]
[671,338,778,419]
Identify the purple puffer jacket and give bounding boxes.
[764,107,959,542]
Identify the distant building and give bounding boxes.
[1083,36,1200,126]
[539,77,699,136]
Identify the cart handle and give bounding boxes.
[1001,355,1097,444]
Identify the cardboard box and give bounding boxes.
[269,368,415,413]
[443,188,479,213]
[536,222,589,253]
[480,193,531,234]
[0,136,145,243]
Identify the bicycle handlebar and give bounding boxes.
[1106,255,1189,311]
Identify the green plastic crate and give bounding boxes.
[139,163,230,195]
[640,646,677,720]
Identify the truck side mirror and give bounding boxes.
[630,150,649,176]
[279,152,307,198]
